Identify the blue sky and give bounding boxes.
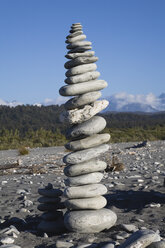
[0,0,165,104]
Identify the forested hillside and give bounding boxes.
[0,105,165,150]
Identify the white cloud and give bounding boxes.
[43,96,70,106]
[0,99,23,107]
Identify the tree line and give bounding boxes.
[0,105,164,150]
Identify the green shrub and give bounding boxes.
[18,146,29,155]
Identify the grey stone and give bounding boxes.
[148,241,165,248]
[64,183,107,198]
[0,245,21,248]
[37,218,66,233]
[102,243,115,248]
[0,237,14,244]
[24,199,33,207]
[60,80,107,96]
[64,159,107,177]
[64,56,98,69]
[41,211,63,220]
[38,196,61,203]
[37,203,60,212]
[64,208,117,233]
[66,116,106,139]
[120,224,138,233]
[67,41,92,50]
[65,172,103,186]
[61,100,109,124]
[66,31,83,39]
[65,64,97,77]
[56,240,73,248]
[63,144,109,164]
[65,51,95,60]
[65,133,110,151]
[70,28,82,33]
[65,196,107,210]
[38,188,63,197]
[68,46,92,53]
[65,91,101,110]
[119,229,161,248]
[65,71,100,84]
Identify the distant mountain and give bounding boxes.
[0,92,165,112]
[105,92,165,112]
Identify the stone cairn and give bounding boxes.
[37,183,66,233]
[59,23,117,233]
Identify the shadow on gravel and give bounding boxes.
[105,189,165,213]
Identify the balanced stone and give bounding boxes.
[66,116,106,139]
[65,172,103,186]
[60,100,109,124]
[38,196,61,203]
[119,229,161,248]
[70,28,82,33]
[66,31,83,40]
[64,184,107,198]
[60,80,107,96]
[65,64,97,77]
[38,218,66,233]
[64,159,107,177]
[66,41,92,50]
[38,188,63,198]
[41,211,63,220]
[64,208,117,233]
[64,56,98,69]
[63,144,109,164]
[38,203,60,212]
[65,91,101,110]
[68,46,92,53]
[65,196,107,210]
[65,71,100,84]
[65,133,110,151]
[65,51,95,60]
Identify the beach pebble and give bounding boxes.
[64,208,117,233]
[148,241,165,248]
[120,224,138,232]
[101,243,115,248]
[56,240,73,248]
[119,229,161,248]
[24,199,33,207]
[65,172,103,186]
[0,237,15,244]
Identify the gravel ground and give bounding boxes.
[0,141,164,248]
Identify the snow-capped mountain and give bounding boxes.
[105,92,165,112]
[0,93,165,112]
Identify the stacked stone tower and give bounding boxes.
[59,23,117,233]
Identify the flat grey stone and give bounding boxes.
[67,41,92,50]
[0,237,14,244]
[37,218,66,233]
[38,196,61,203]
[65,196,107,210]
[38,203,60,212]
[64,159,107,177]
[65,51,95,60]
[102,243,115,248]
[119,229,161,248]
[38,188,63,197]
[65,172,103,186]
[64,208,117,233]
[66,116,106,139]
[41,211,63,220]
[120,224,138,232]
[70,27,82,33]
[64,183,107,198]
[66,31,83,39]
[148,241,165,248]
[64,56,98,69]
[65,133,110,151]
[61,100,109,124]
[60,80,107,96]
[68,46,92,53]
[65,64,97,77]
[65,71,100,84]
[63,144,109,164]
[65,91,101,110]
